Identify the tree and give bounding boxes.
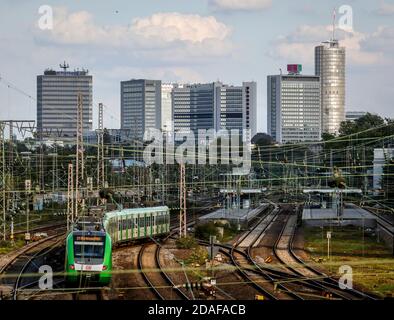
[338,113,385,137]
[252,132,274,146]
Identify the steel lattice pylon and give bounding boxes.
[179,162,187,238]
[0,123,6,240]
[75,93,85,218]
[97,103,105,193]
[67,163,74,230]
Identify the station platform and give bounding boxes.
[302,205,377,228]
[198,203,269,227]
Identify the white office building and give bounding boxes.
[268,65,321,144]
[37,65,93,139]
[161,83,178,132]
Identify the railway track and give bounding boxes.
[110,200,219,300]
[196,204,287,300]
[272,206,376,300]
[362,205,394,237]
[0,231,66,300]
[137,242,190,300]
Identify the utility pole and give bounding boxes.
[49,153,58,193]
[0,123,6,240]
[97,103,105,203]
[67,163,74,230]
[38,137,45,192]
[7,121,14,213]
[179,163,187,238]
[75,93,85,218]
[25,179,31,244]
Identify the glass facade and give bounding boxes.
[172,82,256,136]
[120,79,162,140]
[315,40,346,134]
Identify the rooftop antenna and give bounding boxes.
[332,8,336,41]
[60,61,69,72]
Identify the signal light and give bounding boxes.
[69,264,75,270]
[102,265,107,271]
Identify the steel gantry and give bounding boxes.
[75,93,86,218]
[67,163,74,230]
[0,123,6,240]
[96,103,105,194]
[179,162,187,238]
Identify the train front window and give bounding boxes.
[73,236,105,259]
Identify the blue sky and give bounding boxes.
[1,0,394,133]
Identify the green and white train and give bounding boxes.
[65,206,170,285]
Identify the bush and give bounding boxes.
[0,240,11,248]
[194,222,219,241]
[176,236,198,249]
[185,246,209,265]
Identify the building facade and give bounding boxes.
[120,79,161,140]
[161,83,178,132]
[345,111,367,122]
[315,40,346,134]
[172,82,257,137]
[267,65,321,144]
[37,68,92,139]
[215,82,257,138]
[172,83,216,133]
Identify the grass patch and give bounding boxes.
[302,225,394,298]
[0,235,26,255]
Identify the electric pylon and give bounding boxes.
[67,163,74,230]
[179,162,187,238]
[75,93,85,217]
[0,123,6,240]
[97,103,105,202]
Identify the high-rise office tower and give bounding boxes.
[37,63,92,139]
[161,83,178,132]
[172,83,217,133]
[315,40,346,134]
[120,79,162,140]
[267,65,321,144]
[215,82,257,137]
[172,82,257,136]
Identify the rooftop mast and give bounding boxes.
[59,61,69,72]
[332,8,336,41]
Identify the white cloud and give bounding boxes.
[376,1,394,15]
[132,12,230,43]
[210,0,272,11]
[36,8,233,60]
[270,24,389,67]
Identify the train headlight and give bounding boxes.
[69,264,75,270]
[102,265,108,271]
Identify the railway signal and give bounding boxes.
[25,179,31,244]
[327,231,332,260]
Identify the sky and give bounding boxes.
[0,0,394,134]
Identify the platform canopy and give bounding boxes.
[220,188,267,194]
[303,188,362,194]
